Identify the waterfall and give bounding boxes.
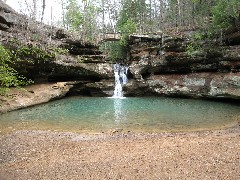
[112,64,128,98]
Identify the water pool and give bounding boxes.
[0,97,239,134]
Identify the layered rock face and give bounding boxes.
[0,1,114,97]
[126,34,240,99]
[1,1,239,101]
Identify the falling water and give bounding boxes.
[112,64,128,98]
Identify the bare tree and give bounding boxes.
[60,0,66,28]
[41,0,46,23]
[176,0,181,27]
[102,0,105,34]
[32,0,37,20]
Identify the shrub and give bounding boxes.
[0,44,33,95]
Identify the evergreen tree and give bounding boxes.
[65,0,83,30]
[117,0,147,33]
[212,0,240,29]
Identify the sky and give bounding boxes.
[5,0,62,25]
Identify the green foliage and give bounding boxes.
[109,41,127,62]
[65,0,84,30]
[192,32,203,41]
[0,40,69,95]
[99,1,139,63]
[117,0,147,33]
[100,41,127,63]
[0,45,33,95]
[64,0,100,43]
[77,56,88,63]
[186,43,201,56]
[14,45,53,60]
[49,47,69,56]
[107,0,140,63]
[10,41,68,63]
[119,19,137,46]
[82,3,100,42]
[186,33,202,56]
[31,33,42,41]
[0,44,11,64]
[212,0,240,29]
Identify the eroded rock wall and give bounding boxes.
[0,0,114,97]
[126,34,240,100]
[1,0,239,101]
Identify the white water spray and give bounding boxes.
[112,64,128,98]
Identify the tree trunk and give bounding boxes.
[102,0,105,34]
[41,0,46,23]
[149,0,152,32]
[32,0,37,20]
[176,0,181,27]
[61,0,65,28]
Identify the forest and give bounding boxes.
[9,0,240,60]
[8,0,240,41]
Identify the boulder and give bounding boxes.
[0,0,17,30]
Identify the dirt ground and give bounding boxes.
[0,125,240,180]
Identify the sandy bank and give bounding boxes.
[0,126,240,180]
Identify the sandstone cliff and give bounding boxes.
[0,0,115,113]
[0,0,114,99]
[125,33,240,100]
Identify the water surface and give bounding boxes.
[0,97,239,134]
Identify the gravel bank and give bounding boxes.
[0,126,240,180]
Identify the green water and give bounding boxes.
[0,97,239,134]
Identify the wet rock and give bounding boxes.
[84,80,115,97]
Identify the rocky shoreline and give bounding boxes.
[0,82,73,114]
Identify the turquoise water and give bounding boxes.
[0,97,239,133]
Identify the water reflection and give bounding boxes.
[113,98,126,123]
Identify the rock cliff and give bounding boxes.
[125,33,240,100]
[0,0,114,98]
[0,0,239,105]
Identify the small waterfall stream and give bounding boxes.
[112,64,128,98]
